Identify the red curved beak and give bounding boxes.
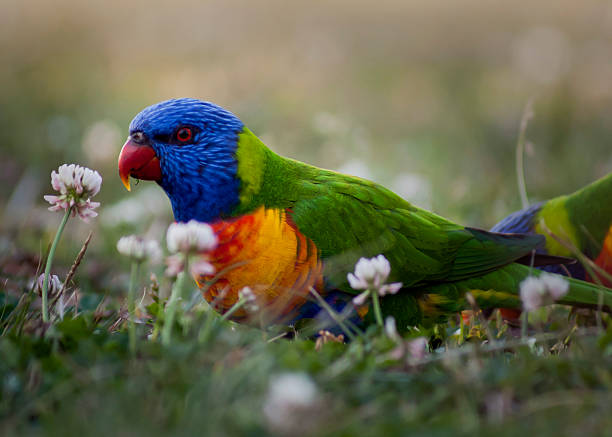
[118,139,162,191]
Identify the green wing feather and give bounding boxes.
[234,129,543,292]
[290,172,548,291]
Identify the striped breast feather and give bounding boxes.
[196,207,323,324]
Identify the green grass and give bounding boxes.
[2,247,612,437]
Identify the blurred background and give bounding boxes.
[1,0,612,288]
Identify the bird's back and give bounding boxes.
[491,173,612,284]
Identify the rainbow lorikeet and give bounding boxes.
[118,98,612,329]
[492,174,612,286]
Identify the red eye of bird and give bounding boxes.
[176,127,193,143]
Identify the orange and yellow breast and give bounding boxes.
[194,207,323,323]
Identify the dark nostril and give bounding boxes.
[130,131,147,145]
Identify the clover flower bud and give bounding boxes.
[36,273,62,298]
[117,235,162,263]
[166,220,217,254]
[520,273,569,311]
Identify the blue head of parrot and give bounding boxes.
[119,98,244,222]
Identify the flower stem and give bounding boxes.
[198,306,217,344]
[219,299,246,322]
[309,287,356,341]
[127,261,140,354]
[370,289,384,327]
[162,256,189,346]
[42,207,71,323]
[521,311,528,338]
[198,292,246,344]
[516,99,533,209]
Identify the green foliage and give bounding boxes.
[3,267,612,437]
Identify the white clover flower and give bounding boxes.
[347,255,391,290]
[520,276,546,311]
[116,235,162,263]
[520,273,569,312]
[36,273,62,298]
[263,372,320,433]
[239,286,259,312]
[166,220,217,254]
[348,254,402,306]
[539,272,569,300]
[44,164,102,222]
[165,221,217,279]
[265,373,318,409]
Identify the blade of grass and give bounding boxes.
[309,287,361,341]
[516,99,534,209]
